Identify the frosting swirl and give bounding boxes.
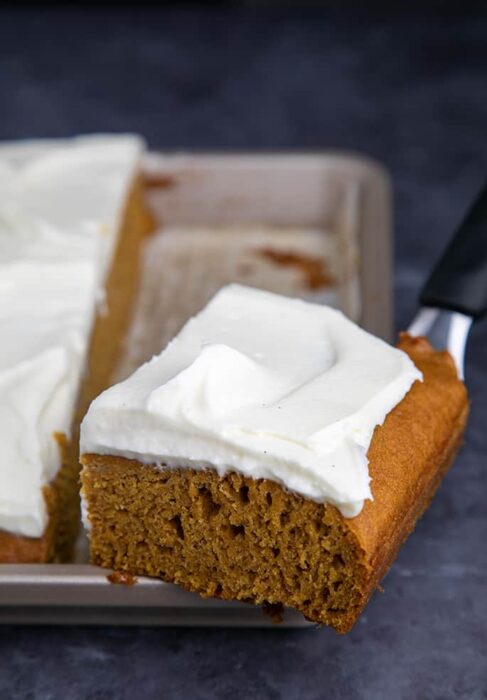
[81,284,422,517]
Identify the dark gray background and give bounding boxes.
[0,5,486,699]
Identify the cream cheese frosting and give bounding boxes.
[81,284,422,518]
[0,135,144,537]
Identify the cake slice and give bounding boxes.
[0,135,153,563]
[80,285,468,632]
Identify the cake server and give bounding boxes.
[408,183,487,378]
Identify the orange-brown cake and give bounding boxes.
[0,136,153,563]
[80,285,468,632]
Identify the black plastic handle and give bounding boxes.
[420,183,487,320]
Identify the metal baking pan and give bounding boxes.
[0,151,392,626]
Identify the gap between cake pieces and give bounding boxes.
[80,284,468,633]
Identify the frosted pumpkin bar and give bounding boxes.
[80,285,468,632]
[0,135,152,563]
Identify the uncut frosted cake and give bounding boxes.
[0,135,152,563]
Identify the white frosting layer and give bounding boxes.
[0,135,143,537]
[81,284,422,517]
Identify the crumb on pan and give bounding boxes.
[107,570,138,586]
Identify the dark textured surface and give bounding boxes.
[1,6,486,699]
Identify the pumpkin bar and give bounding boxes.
[0,135,153,562]
[80,285,468,631]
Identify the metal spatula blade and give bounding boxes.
[408,308,472,379]
[408,183,487,378]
